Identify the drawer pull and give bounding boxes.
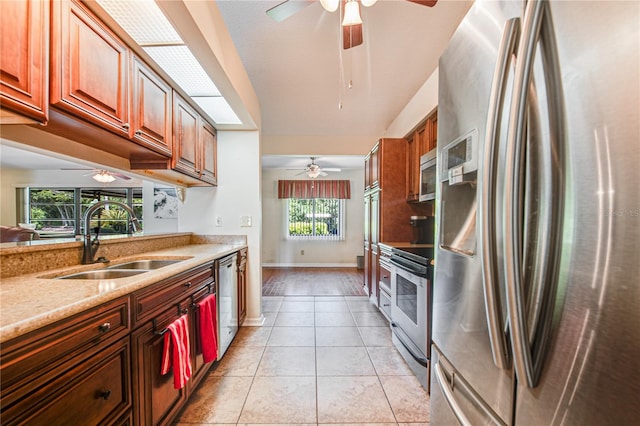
[122,123,130,130]
[98,322,111,333]
[383,303,390,307]
[184,281,192,288]
[98,389,112,400]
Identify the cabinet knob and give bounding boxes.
[98,322,111,333]
[135,130,142,135]
[184,281,192,288]
[122,123,130,130]
[98,389,112,400]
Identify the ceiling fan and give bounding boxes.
[289,157,342,178]
[61,168,131,183]
[266,0,438,49]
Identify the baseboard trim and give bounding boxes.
[262,263,359,268]
[242,315,265,327]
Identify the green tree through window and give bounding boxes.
[287,198,343,239]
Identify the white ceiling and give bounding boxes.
[216,0,472,138]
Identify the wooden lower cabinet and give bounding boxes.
[132,309,188,426]
[1,253,248,426]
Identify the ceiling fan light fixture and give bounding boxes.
[320,0,340,12]
[92,171,116,183]
[307,169,322,178]
[342,0,363,26]
[360,0,378,7]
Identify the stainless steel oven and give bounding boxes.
[390,247,432,391]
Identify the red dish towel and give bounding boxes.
[161,314,192,389]
[198,294,218,363]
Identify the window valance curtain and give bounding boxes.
[277,180,351,199]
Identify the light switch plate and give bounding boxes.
[240,215,252,227]
[215,216,222,227]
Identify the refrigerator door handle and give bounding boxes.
[479,16,520,371]
[504,0,565,388]
[434,360,507,426]
[434,362,473,426]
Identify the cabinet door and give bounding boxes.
[50,0,129,135]
[189,287,214,391]
[2,338,131,426]
[131,57,172,157]
[132,313,187,426]
[370,144,380,188]
[406,134,419,202]
[428,111,438,151]
[0,0,48,123]
[172,93,199,179]
[364,154,371,189]
[199,120,217,185]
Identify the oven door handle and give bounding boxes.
[390,258,427,277]
[391,322,428,366]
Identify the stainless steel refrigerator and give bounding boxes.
[431,0,640,424]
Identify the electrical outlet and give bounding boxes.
[240,215,252,227]
[215,216,222,227]
[300,249,304,255]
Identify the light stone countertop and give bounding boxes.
[0,242,246,344]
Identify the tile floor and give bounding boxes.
[176,295,430,425]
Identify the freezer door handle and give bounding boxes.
[479,16,520,371]
[504,0,565,388]
[434,362,473,426]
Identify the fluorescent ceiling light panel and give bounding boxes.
[143,45,221,96]
[192,97,242,125]
[96,0,182,44]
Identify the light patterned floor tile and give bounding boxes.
[315,300,350,312]
[315,326,364,346]
[267,326,315,346]
[274,312,315,327]
[280,300,315,312]
[315,311,356,327]
[256,346,316,376]
[316,346,376,376]
[232,326,272,347]
[210,345,265,377]
[367,346,414,376]
[238,376,317,423]
[359,326,393,347]
[317,376,396,423]
[352,311,389,327]
[177,376,252,423]
[380,375,430,422]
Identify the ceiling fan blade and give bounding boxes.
[266,0,314,22]
[343,23,363,49]
[406,0,438,7]
[112,173,132,180]
[318,171,329,176]
[322,168,342,172]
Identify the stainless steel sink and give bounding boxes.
[107,259,182,270]
[57,269,147,280]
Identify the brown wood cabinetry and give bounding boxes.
[0,297,132,425]
[131,262,215,426]
[172,93,218,185]
[363,138,432,304]
[131,57,173,157]
[406,109,438,202]
[0,0,49,123]
[50,0,129,136]
[237,248,248,326]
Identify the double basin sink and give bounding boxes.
[53,258,187,280]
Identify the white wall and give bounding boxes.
[178,130,263,325]
[261,168,364,267]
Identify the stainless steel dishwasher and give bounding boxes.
[215,253,238,359]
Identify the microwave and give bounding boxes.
[419,149,437,202]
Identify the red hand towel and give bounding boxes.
[160,314,192,389]
[198,294,218,363]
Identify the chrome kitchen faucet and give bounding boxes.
[82,201,141,264]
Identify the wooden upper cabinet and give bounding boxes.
[0,0,49,123]
[369,143,380,188]
[172,92,218,185]
[199,121,217,185]
[428,111,438,151]
[172,93,199,179]
[406,132,420,202]
[130,57,172,157]
[50,0,129,136]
